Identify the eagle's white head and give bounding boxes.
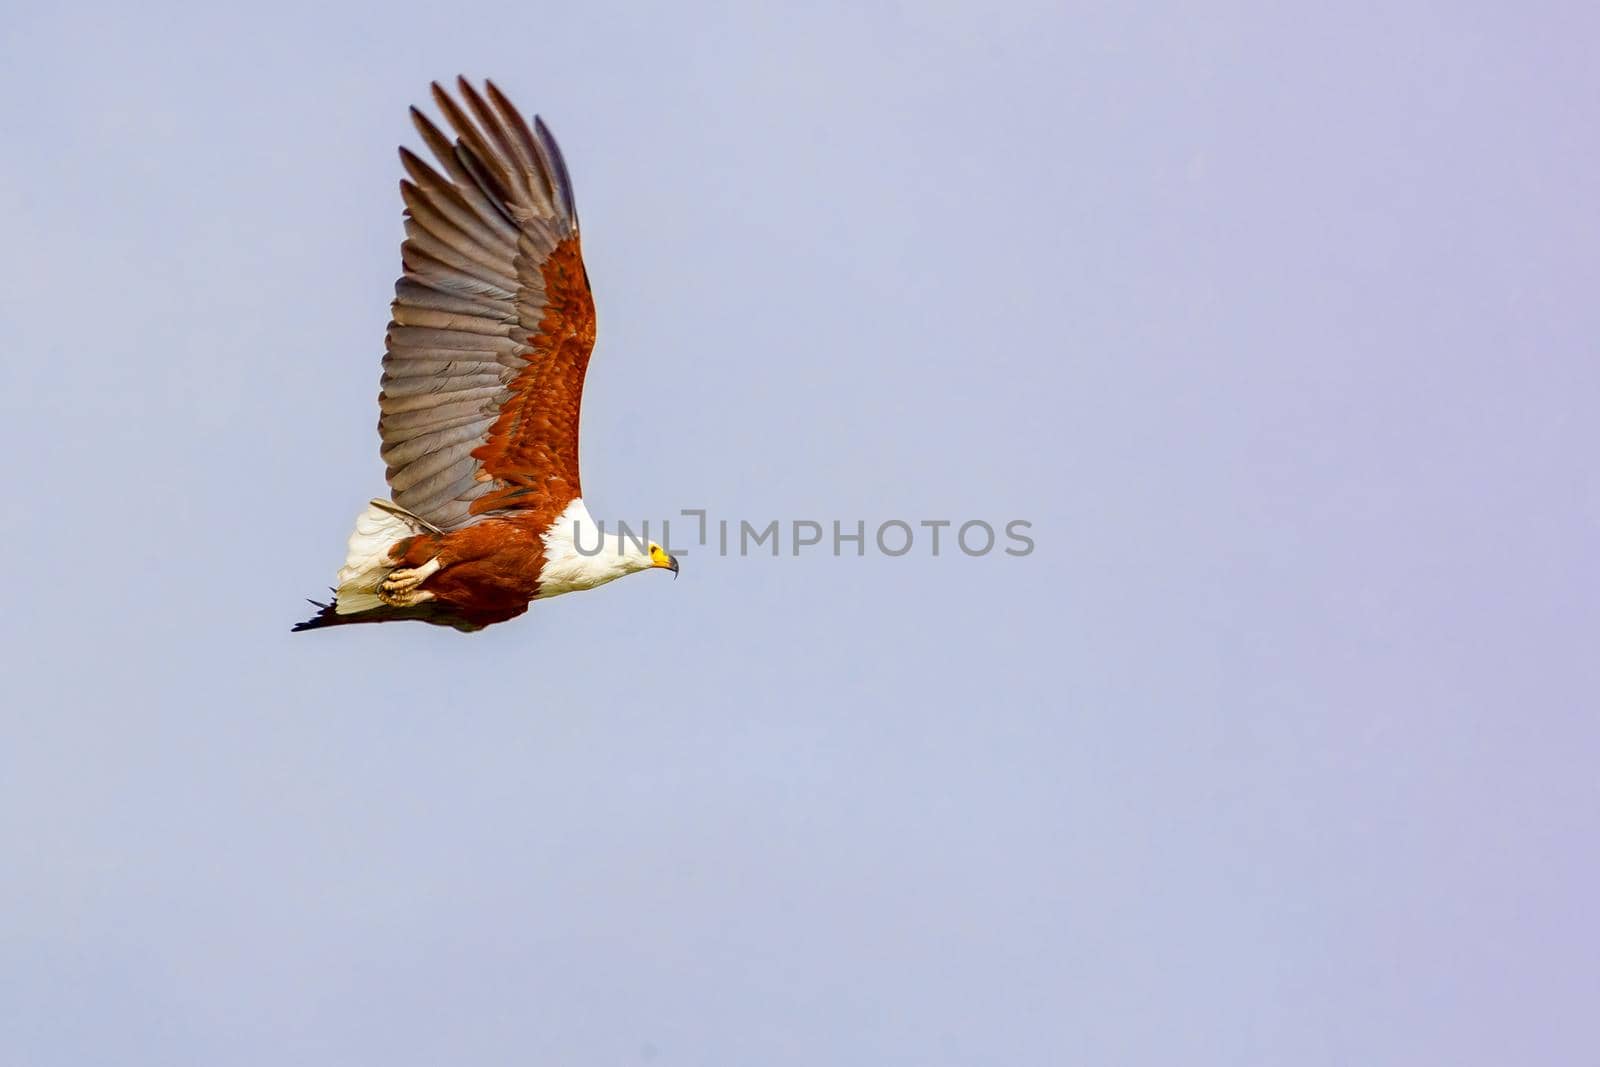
[536,498,678,599]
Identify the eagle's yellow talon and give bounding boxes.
[378,557,441,607]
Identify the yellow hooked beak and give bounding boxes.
[648,543,680,578]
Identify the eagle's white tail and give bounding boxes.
[334,499,437,614]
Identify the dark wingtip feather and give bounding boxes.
[292,598,342,632]
[483,78,512,111]
[533,115,579,227]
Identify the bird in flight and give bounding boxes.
[295,79,677,633]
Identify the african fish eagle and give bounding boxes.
[295,79,677,633]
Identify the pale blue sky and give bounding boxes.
[3,2,1598,1064]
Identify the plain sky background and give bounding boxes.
[3,2,1597,1064]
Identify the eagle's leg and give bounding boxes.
[379,556,442,607]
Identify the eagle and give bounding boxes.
[295,79,677,633]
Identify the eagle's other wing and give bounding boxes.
[379,78,593,531]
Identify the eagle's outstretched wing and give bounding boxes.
[379,78,593,531]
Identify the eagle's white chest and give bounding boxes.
[536,498,638,598]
